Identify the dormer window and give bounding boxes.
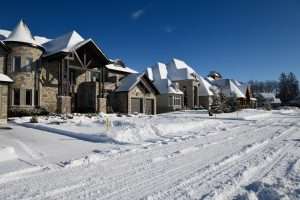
[12,56,21,72]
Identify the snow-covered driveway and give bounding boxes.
[0,110,299,199]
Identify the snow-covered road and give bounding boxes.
[0,110,299,199]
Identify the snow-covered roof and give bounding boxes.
[116,73,158,94]
[198,76,214,96]
[3,20,41,47]
[0,73,13,82]
[152,62,168,80]
[211,79,246,98]
[166,58,200,81]
[43,31,85,56]
[0,29,10,40]
[115,73,144,92]
[153,79,183,95]
[146,63,183,95]
[258,92,276,99]
[106,63,138,74]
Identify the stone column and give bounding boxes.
[97,97,107,113]
[57,96,71,113]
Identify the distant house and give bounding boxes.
[146,62,183,113]
[255,92,281,108]
[0,20,138,115]
[233,80,257,108]
[109,73,159,114]
[208,78,256,108]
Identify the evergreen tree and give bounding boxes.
[278,72,299,104]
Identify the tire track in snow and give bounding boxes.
[50,123,287,200]
[145,124,298,200]
[0,114,294,200]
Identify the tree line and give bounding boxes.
[249,72,299,105]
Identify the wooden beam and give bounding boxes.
[73,50,85,68]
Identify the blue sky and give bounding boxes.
[1,0,300,81]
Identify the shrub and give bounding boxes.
[8,107,49,117]
[30,116,39,123]
[264,103,272,111]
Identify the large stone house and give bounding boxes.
[0,20,137,115]
[146,62,183,113]
[146,58,214,112]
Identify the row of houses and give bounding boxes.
[0,20,256,123]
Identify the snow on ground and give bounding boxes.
[0,109,299,199]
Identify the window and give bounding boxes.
[69,71,76,85]
[91,72,99,82]
[174,96,181,106]
[34,90,38,106]
[13,88,20,105]
[26,89,32,106]
[24,57,33,72]
[168,96,173,106]
[12,56,21,72]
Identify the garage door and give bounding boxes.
[131,98,143,113]
[145,99,154,115]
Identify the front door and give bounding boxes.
[77,82,96,113]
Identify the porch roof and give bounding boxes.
[105,63,138,74]
[0,73,13,83]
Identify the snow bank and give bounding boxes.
[0,146,18,162]
[14,114,221,144]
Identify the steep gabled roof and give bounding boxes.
[166,58,200,81]
[116,73,159,94]
[212,79,245,98]
[146,63,183,95]
[3,20,40,47]
[199,76,214,96]
[43,30,84,56]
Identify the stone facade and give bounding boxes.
[111,79,157,115]
[0,83,9,124]
[5,43,43,110]
[97,98,107,113]
[0,46,7,74]
[156,93,183,113]
[40,59,59,112]
[57,96,71,113]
